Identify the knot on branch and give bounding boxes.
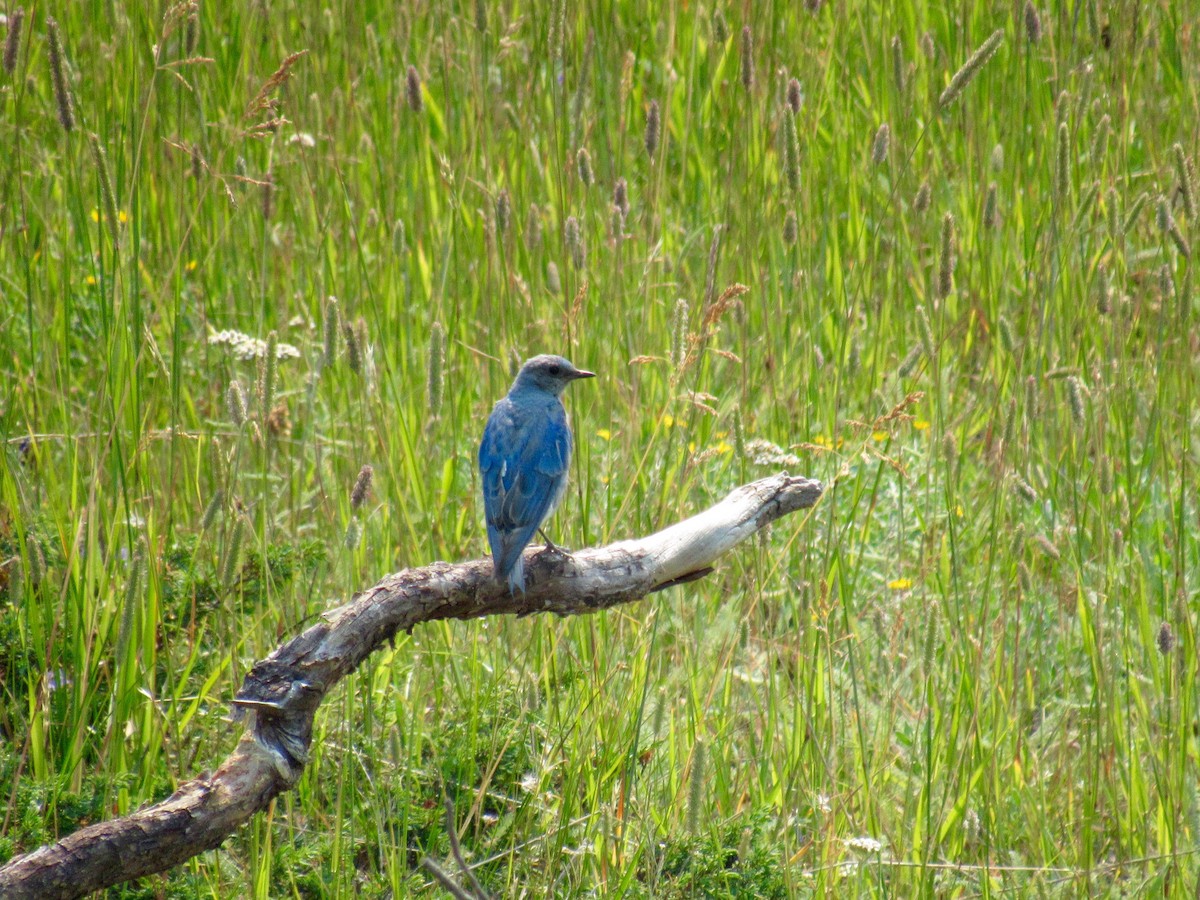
[232,660,325,779]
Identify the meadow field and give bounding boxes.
[1,0,1197,896]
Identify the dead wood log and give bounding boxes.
[0,473,822,899]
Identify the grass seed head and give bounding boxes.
[1173,142,1197,219]
[998,315,1015,353]
[351,464,374,510]
[4,6,24,74]
[938,29,1003,110]
[983,181,999,228]
[687,739,706,834]
[1157,622,1176,655]
[88,134,120,249]
[1017,561,1033,592]
[46,16,74,131]
[783,113,800,191]
[257,331,279,416]
[609,203,625,240]
[1105,187,1120,239]
[343,315,362,374]
[565,215,585,268]
[576,147,594,186]
[1055,122,1070,200]
[495,189,511,236]
[891,36,905,94]
[1066,376,1087,427]
[613,177,629,217]
[266,400,290,437]
[1095,264,1110,314]
[1055,90,1071,128]
[670,298,688,368]
[1024,1,1042,44]
[938,212,956,298]
[344,518,361,550]
[1159,263,1175,300]
[1098,456,1113,495]
[1025,374,1039,420]
[942,431,959,466]
[916,304,935,360]
[914,179,932,213]
[783,209,798,245]
[704,225,722,307]
[732,408,746,458]
[322,297,339,369]
[871,122,890,166]
[1158,196,1191,257]
[226,380,247,427]
[1010,526,1026,562]
[405,64,423,112]
[740,25,754,89]
[546,260,561,295]
[1123,191,1148,235]
[427,322,445,415]
[118,537,148,654]
[1015,477,1038,503]
[201,489,224,531]
[185,5,198,53]
[645,100,660,158]
[1003,397,1018,447]
[711,8,728,44]
[526,203,542,251]
[786,77,802,114]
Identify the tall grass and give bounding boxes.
[0,1,1196,896]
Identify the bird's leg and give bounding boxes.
[537,529,568,557]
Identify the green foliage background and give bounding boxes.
[0,0,1197,895]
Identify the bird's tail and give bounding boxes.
[488,524,527,593]
[504,555,525,594]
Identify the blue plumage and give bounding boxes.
[479,355,594,591]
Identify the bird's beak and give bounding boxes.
[573,369,596,380]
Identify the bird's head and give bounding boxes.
[512,354,596,396]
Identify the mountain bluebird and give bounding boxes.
[479,354,595,592]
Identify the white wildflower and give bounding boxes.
[845,835,884,854]
[746,437,801,467]
[208,329,301,361]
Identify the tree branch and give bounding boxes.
[0,474,822,899]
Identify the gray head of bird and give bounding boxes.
[511,354,596,396]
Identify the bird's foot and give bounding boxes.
[536,530,570,559]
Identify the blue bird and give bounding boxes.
[479,354,595,591]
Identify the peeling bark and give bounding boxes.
[0,474,822,899]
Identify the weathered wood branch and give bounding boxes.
[0,474,822,899]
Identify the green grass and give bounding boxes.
[1,0,1197,896]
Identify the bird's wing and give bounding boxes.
[478,400,573,580]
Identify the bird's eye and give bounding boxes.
[548,365,562,376]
